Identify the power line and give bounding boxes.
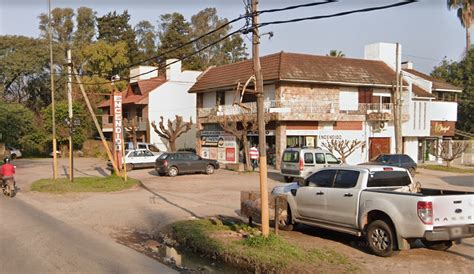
[257,0,336,15]
[70,27,246,85]
[258,0,417,27]
[402,53,442,62]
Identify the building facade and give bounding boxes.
[189,43,461,168]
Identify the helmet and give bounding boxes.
[4,157,10,163]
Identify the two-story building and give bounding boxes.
[99,60,201,151]
[189,42,461,168]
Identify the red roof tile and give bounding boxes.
[98,77,166,108]
[189,52,399,93]
[403,69,462,91]
[412,84,436,98]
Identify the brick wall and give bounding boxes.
[280,82,339,102]
[333,121,363,130]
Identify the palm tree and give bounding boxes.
[447,0,473,52]
[327,49,345,57]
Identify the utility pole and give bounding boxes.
[251,0,270,237]
[394,43,403,154]
[67,49,74,182]
[48,0,58,179]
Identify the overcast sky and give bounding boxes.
[1,0,471,73]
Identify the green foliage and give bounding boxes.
[134,20,157,62]
[39,7,75,48]
[31,176,139,193]
[97,10,140,64]
[0,101,34,147]
[420,164,474,173]
[74,7,96,46]
[81,40,129,76]
[42,101,92,147]
[431,48,474,133]
[157,12,194,65]
[171,219,224,253]
[327,49,346,57]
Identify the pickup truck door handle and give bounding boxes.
[315,191,324,195]
[344,193,353,197]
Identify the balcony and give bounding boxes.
[101,116,148,132]
[198,100,397,122]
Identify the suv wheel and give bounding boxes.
[168,166,179,177]
[366,220,397,257]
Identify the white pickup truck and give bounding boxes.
[272,165,474,257]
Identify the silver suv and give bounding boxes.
[280,147,340,182]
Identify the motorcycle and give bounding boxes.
[1,177,16,197]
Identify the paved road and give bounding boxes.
[0,196,175,274]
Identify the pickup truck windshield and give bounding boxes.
[367,171,411,187]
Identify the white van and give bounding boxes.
[280,147,340,182]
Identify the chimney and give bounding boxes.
[364,42,401,71]
[166,59,182,81]
[129,66,158,83]
[402,61,413,69]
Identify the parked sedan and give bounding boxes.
[155,152,219,177]
[361,154,417,176]
[7,146,22,159]
[107,149,162,171]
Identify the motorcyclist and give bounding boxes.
[0,157,15,187]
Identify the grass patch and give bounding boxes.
[31,176,139,193]
[420,164,474,174]
[170,219,357,273]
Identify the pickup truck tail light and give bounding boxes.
[299,158,304,172]
[417,201,433,225]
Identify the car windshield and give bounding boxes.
[375,155,390,163]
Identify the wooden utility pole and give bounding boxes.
[67,49,74,182]
[72,68,121,176]
[48,0,58,179]
[394,43,403,154]
[252,0,270,237]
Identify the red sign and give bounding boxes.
[112,92,124,169]
[226,147,236,162]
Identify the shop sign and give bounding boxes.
[202,136,220,147]
[247,130,275,136]
[201,130,226,136]
[430,121,455,136]
[226,147,236,162]
[319,134,343,140]
[112,92,124,168]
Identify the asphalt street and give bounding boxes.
[0,195,175,274]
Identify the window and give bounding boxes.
[381,96,391,104]
[190,154,200,161]
[131,83,141,95]
[216,91,225,106]
[138,144,147,149]
[123,108,129,120]
[304,153,314,165]
[339,90,359,111]
[282,151,299,163]
[402,155,413,164]
[143,151,154,157]
[334,170,359,188]
[136,107,143,119]
[326,153,339,164]
[367,171,411,187]
[307,170,336,187]
[315,153,325,164]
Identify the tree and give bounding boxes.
[327,50,345,57]
[74,7,96,46]
[80,40,129,77]
[96,10,140,64]
[0,35,49,105]
[431,140,468,167]
[447,0,473,52]
[431,48,474,133]
[188,8,247,70]
[0,101,34,148]
[321,139,365,163]
[157,13,194,66]
[39,7,75,49]
[135,20,157,62]
[151,115,192,151]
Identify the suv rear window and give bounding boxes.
[367,171,411,187]
[282,151,299,163]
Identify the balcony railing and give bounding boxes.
[101,116,148,131]
[198,100,396,118]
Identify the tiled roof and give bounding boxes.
[403,69,462,91]
[412,84,436,98]
[189,52,398,93]
[98,77,166,108]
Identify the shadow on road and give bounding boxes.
[440,175,474,187]
[268,170,284,183]
[138,182,200,219]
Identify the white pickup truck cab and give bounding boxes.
[272,165,474,257]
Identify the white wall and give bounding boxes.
[428,101,458,121]
[148,66,201,151]
[339,87,359,110]
[129,66,158,83]
[403,100,430,137]
[364,42,400,71]
[403,137,419,163]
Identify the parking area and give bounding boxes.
[9,157,474,272]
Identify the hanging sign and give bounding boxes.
[112,92,124,169]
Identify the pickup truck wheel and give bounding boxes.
[284,176,293,183]
[367,220,397,257]
[280,205,296,231]
[422,240,453,251]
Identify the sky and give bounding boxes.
[0,0,471,73]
